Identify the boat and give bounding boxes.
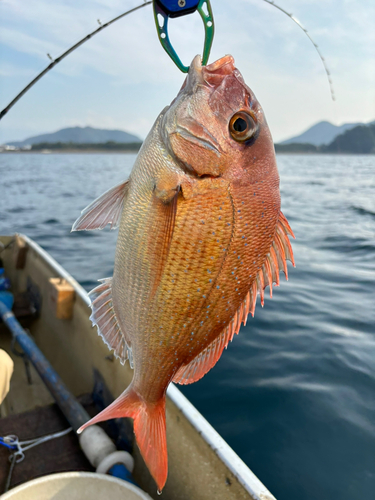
[0,234,276,500]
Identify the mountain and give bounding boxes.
[7,126,141,146]
[323,123,375,154]
[275,122,375,154]
[280,121,363,146]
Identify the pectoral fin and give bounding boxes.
[72,180,129,231]
[148,186,180,297]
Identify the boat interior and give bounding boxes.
[0,234,273,500]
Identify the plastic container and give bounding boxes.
[1,472,152,500]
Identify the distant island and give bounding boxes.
[279,120,364,146]
[5,126,141,147]
[29,141,142,152]
[1,122,375,154]
[1,126,143,153]
[275,122,375,154]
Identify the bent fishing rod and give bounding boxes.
[0,2,152,121]
[0,0,334,121]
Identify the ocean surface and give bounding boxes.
[1,152,374,500]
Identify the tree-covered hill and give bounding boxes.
[275,122,375,154]
[323,123,375,154]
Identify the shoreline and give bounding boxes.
[0,149,140,154]
[1,150,374,156]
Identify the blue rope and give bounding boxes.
[0,438,17,451]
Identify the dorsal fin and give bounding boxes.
[258,211,295,303]
[72,180,129,231]
[173,211,295,385]
[89,278,132,367]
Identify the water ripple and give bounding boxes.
[1,153,374,500]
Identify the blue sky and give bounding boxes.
[0,0,374,144]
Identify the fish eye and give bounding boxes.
[229,111,257,142]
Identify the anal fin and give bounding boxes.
[89,278,132,366]
[173,315,241,385]
[72,180,129,231]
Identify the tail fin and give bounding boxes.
[78,386,167,492]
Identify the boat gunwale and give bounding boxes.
[15,233,276,500]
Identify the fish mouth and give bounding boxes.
[205,55,235,73]
[203,55,235,86]
[184,54,236,92]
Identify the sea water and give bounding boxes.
[1,152,374,500]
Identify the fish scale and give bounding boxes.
[72,54,295,492]
[151,187,233,349]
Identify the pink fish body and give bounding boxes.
[73,55,294,491]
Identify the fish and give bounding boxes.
[72,54,295,492]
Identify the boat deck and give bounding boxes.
[0,234,276,500]
[0,398,94,491]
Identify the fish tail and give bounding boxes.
[77,386,167,492]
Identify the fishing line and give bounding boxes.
[260,0,335,101]
[1,428,73,492]
[0,0,335,121]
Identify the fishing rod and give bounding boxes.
[0,0,335,121]
[0,1,152,121]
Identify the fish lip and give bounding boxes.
[181,54,236,95]
[205,55,235,73]
[191,54,203,74]
[183,55,205,93]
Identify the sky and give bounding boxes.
[0,0,374,144]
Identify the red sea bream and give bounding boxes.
[72,54,295,492]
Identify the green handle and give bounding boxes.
[153,0,214,73]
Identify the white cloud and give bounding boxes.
[0,0,374,142]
